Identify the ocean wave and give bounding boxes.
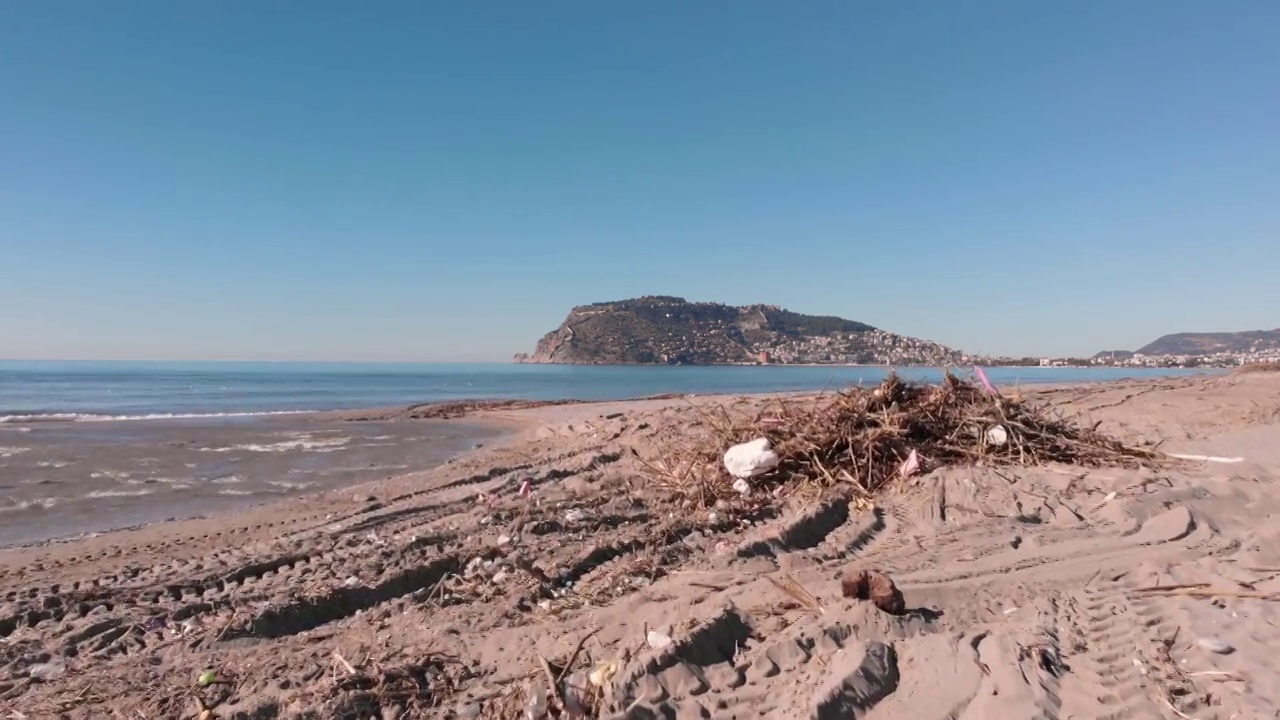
[218,489,255,496]
[35,460,73,469]
[268,480,316,491]
[0,409,311,424]
[199,437,353,453]
[0,446,30,458]
[0,497,58,512]
[148,477,194,489]
[84,489,154,499]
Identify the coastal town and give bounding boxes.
[752,330,1280,369]
[753,329,962,366]
[1026,348,1280,369]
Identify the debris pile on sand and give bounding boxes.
[639,372,1161,505]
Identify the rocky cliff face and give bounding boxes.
[515,323,580,364]
[514,296,960,366]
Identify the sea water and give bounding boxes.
[0,361,1219,421]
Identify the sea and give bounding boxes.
[0,361,1218,421]
[0,361,1218,547]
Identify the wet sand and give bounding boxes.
[2,372,1280,719]
[0,414,498,548]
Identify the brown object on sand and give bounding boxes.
[842,569,906,615]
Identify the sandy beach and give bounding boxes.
[2,371,1279,719]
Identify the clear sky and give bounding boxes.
[2,2,1277,361]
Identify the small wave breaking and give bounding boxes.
[199,437,353,453]
[0,410,311,424]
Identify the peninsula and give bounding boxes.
[1087,327,1280,368]
[514,296,962,366]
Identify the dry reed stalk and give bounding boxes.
[1133,586,1280,600]
[764,572,824,615]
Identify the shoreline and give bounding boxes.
[3,370,1279,716]
[0,373,1223,550]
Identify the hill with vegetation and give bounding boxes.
[1135,328,1280,356]
[514,296,961,365]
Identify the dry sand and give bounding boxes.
[2,372,1279,719]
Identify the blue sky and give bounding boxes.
[2,1,1277,361]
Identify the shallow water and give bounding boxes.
[0,414,493,547]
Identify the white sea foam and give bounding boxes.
[0,446,30,458]
[0,409,311,424]
[35,460,73,469]
[0,497,59,512]
[218,489,254,496]
[200,436,353,453]
[90,470,132,481]
[85,489,154,499]
[209,475,244,484]
[268,480,316,491]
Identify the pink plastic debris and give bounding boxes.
[899,449,921,477]
[973,366,997,395]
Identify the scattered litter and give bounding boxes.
[26,661,65,681]
[563,508,587,523]
[519,480,532,497]
[562,671,591,717]
[1196,637,1235,654]
[646,630,674,650]
[1169,454,1244,464]
[985,425,1009,446]
[1102,491,1117,503]
[1003,606,1019,615]
[731,478,752,496]
[899,448,921,478]
[973,365,997,394]
[197,670,218,686]
[589,659,622,687]
[342,576,361,588]
[498,534,513,546]
[723,437,780,479]
[522,679,548,719]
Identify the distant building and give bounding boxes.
[758,351,771,364]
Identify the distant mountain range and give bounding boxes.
[514,296,961,365]
[1099,328,1280,357]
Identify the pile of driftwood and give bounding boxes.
[642,372,1161,504]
